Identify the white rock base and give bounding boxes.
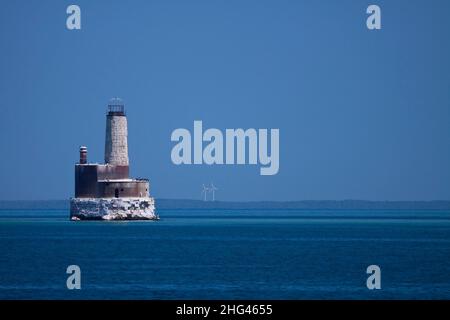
[70,197,158,221]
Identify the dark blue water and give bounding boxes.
[0,208,449,299]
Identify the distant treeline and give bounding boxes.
[1,199,450,210]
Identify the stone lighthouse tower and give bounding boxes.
[69,98,157,221]
[104,98,129,166]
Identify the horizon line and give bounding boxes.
[1,199,450,203]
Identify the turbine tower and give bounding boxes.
[210,182,218,201]
[201,184,209,201]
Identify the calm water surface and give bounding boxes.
[0,208,449,299]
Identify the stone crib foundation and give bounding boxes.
[70,197,158,221]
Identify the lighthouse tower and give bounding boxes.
[104,98,129,166]
[69,98,157,221]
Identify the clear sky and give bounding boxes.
[0,0,449,201]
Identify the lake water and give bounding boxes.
[0,208,449,299]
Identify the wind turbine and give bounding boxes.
[201,184,209,201]
[210,182,218,201]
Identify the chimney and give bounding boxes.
[79,146,87,164]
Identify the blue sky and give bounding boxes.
[0,0,449,201]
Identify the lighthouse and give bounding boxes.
[69,98,157,221]
[104,98,129,166]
